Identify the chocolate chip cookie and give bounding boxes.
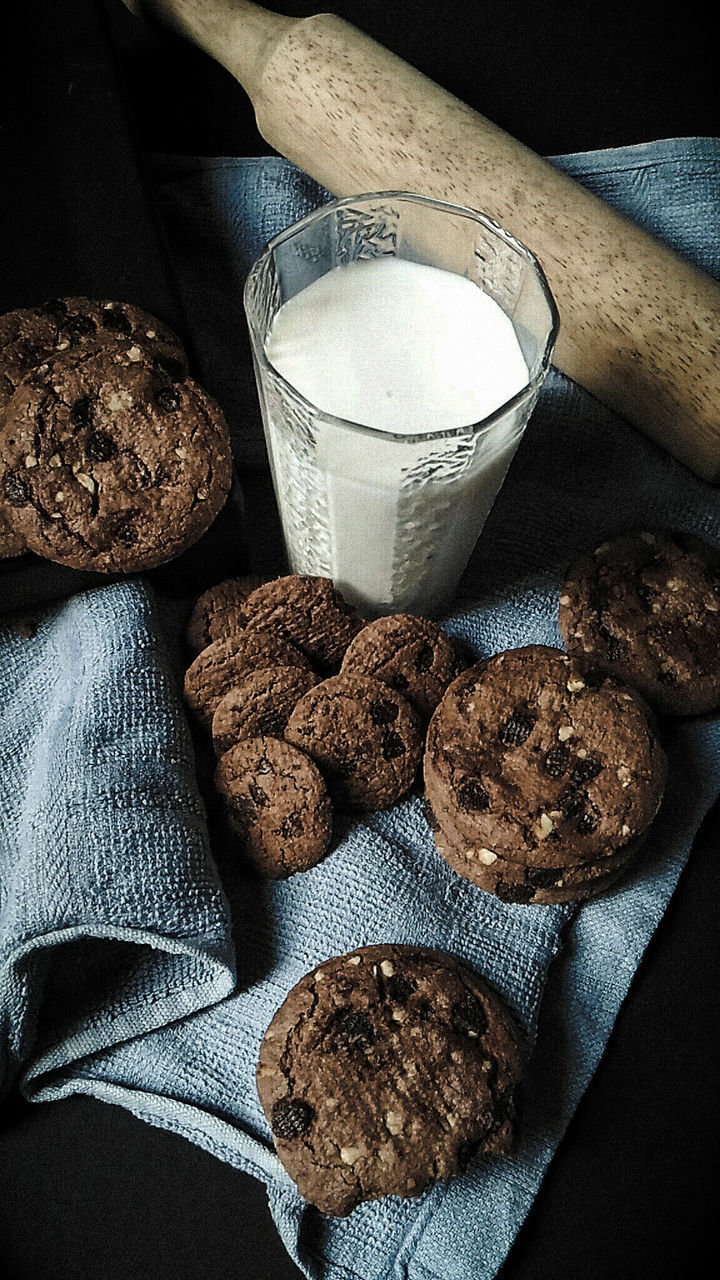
[214,736,332,878]
[558,530,720,715]
[186,575,264,655]
[424,646,667,874]
[341,613,465,719]
[0,339,231,573]
[238,575,365,671]
[257,944,523,1216]
[211,665,320,756]
[184,630,314,731]
[284,673,423,810]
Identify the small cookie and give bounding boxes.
[186,575,264,654]
[284,673,423,811]
[424,646,667,871]
[184,630,314,731]
[238,575,365,671]
[0,297,187,416]
[0,340,231,573]
[214,736,332,878]
[211,665,320,756]
[257,944,523,1216]
[559,530,720,715]
[341,613,465,719]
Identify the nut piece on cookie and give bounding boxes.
[186,575,264,655]
[215,736,333,878]
[341,612,466,719]
[558,529,720,715]
[256,944,523,1216]
[184,630,314,731]
[238,574,365,671]
[424,644,667,899]
[211,665,320,756]
[284,672,423,811]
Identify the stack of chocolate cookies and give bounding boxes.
[0,296,232,570]
[182,575,467,879]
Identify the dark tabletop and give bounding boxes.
[0,3,717,1278]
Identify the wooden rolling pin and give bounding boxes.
[129,2,720,480]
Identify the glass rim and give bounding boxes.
[243,189,560,446]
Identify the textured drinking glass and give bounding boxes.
[244,192,559,617]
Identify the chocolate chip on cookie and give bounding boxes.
[340,613,466,719]
[256,944,523,1216]
[424,645,667,884]
[184,630,314,731]
[0,340,231,572]
[284,673,423,811]
[211,665,320,756]
[238,575,365,671]
[558,530,720,715]
[215,736,333,878]
[186,575,265,655]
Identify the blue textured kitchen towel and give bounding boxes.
[1,137,719,1280]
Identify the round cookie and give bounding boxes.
[238,574,365,671]
[184,630,314,731]
[214,736,332,878]
[558,529,720,715]
[211,665,320,756]
[424,646,667,871]
[341,613,466,719]
[186,575,264,654]
[284,673,423,811]
[257,944,523,1217]
[0,340,231,573]
[0,296,187,416]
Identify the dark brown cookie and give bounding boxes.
[0,340,231,573]
[0,297,187,416]
[211,665,320,757]
[186,575,264,655]
[284,673,423,811]
[559,529,720,715]
[257,944,523,1216]
[0,509,26,558]
[214,736,332,878]
[184,630,314,731]
[426,795,636,904]
[238,575,365,671]
[424,645,667,871]
[340,613,465,719]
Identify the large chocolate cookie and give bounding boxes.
[185,575,264,655]
[238,575,365,671]
[0,340,231,572]
[0,296,187,416]
[558,529,720,715]
[257,944,523,1216]
[184,630,314,731]
[341,613,465,719]
[284,673,423,810]
[424,646,667,872]
[211,664,319,757]
[214,736,332,878]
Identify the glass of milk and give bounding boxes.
[244,192,558,618]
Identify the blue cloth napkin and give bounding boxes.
[1,137,719,1280]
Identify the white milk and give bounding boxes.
[263,256,531,616]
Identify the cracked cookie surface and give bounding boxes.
[0,339,231,572]
[256,944,523,1216]
[340,612,465,719]
[214,735,332,878]
[559,529,720,715]
[211,664,320,756]
[238,574,365,671]
[284,672,423,811]
[424,645,667,872]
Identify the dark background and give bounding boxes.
[0,2,718,1278]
